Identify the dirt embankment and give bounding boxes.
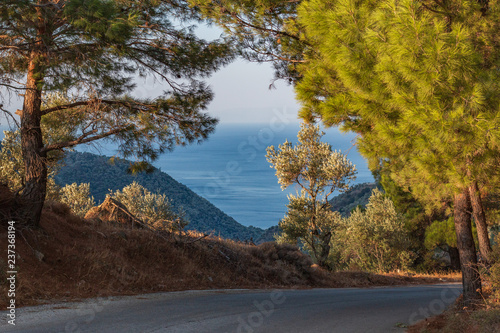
[1,196,457,309]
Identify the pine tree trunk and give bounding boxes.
[468,181,492,263]
[448,246,461,271]
[453,189,482,306]
[19,28,47,226]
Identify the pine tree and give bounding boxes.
[188,0,306,83]
[0,0,233,226]
[295,0,500,304]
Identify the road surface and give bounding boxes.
[1,284,461,333]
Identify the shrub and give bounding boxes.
[337,189,414,272]
[60,183,95,217]
[0,130,61,200]
[112,182,188,232]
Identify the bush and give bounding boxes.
[336,189,414,272]
[112,182,188,232]
[60,183,95,217]
[0,131,23,191]
[0,130,61,200]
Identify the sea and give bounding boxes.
[0,122,374,229]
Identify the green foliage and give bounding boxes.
[291,1,500,290]
[425,218,458,251]
[0,0,235,220]
[295,0,500,203]
[266,123,356,196]
[482,235,500,304]
[379,173,435,246]
[276,192,343,266]
[268,123,356,268]
[64,0,137,43]
[40,92,89,149]
[112,181,188,232]
[338,189,413,272]
[0,131,23,191]
[60,183,95,217]
[484,191,500,230]
[189,0,305,82]
[425,217,479,252]
[0,130,60,200]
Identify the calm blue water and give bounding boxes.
[143,123,373,229]
[0,123,374,228]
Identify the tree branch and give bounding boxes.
[41,127,125,153]
[0,83,27,91]
[41,99,131,116]
[225,10,308,46]
[0,106,20,128]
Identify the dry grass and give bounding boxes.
[408,304,500,333]
[408,243,500,333]
[0,202,326,308]
[0,195,459,309]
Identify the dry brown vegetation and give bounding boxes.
[408,240,500,333]
[0,187,458,309]
[408,299,500,333]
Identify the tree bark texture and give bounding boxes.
[453,189,482,306]
[19,14,48,226]
[468,181,492,263]
[448,246,461,271]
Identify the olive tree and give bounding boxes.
[112,182,188,232]
[339,189,413,272]
[60,182,95,217]
[266,123,356,268]
[0,130,60,200]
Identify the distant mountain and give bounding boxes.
[55,152,265,241]
[329,183,381,216]
[255,225,281,244]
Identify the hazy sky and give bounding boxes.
[132,58,302,125]
[202,60,301,124]
[193,24,303,124]
[1,60,301,128]
[128,22,305,125]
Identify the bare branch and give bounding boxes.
[127,51,184,92]
[0,106,20,128]
[0,83,27,91]
[225,10,308,45]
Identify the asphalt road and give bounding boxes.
[1,284,461,333]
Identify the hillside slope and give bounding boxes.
[329,183,380,216]
[55,152,264,241]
